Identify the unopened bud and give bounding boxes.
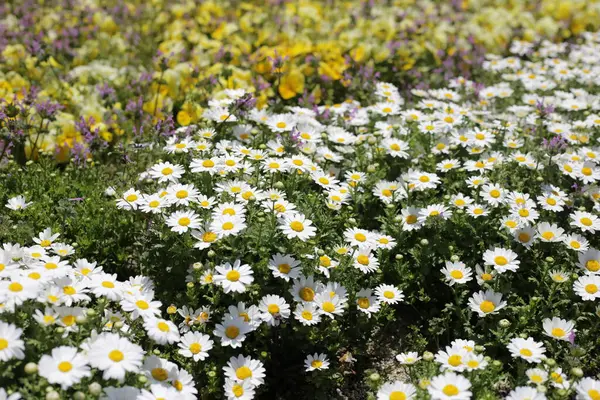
[24,362,38,374]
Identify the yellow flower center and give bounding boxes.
[189,343,202,354]
[582,167,592,176]
[442,384,459,396]
[62,315,75,326]
[157,321,170,332]
[581,217,593,226]
[301,310,313,320]
[268,304,280,314]
[161,167,173,175]
[494,256,507,266]
[551,328,565,338]
[149,200,160,208]
[390,143,401,151]
[176,190,188,199]
[586,260,600,272]
[588,389,600,400]
[152,368,169,381]
[225,326,240,339]
[226,270,240,282]
[311,360,323,368]
[322,302,335,313]
[8,282,23,292]
[63,286,76,295]
[236,366,253,380]
[135,300,149,310]
[383,290,395,299]
[490,190,500,198]
[173,380,183,391]
[0,339,8,350]
[290,221,304,232]
[585,284,598,294]
[448,355,462,366]
[58,361,72,373]
[520,348,533,357]
[357,298,370,309]
[300,287,315,302]
[202,160,214,168]
[222,222,234,230]
[541,232,554,240]
[178,217,191,226]
[479,300,495,313]
[232,384,244,397]
[278,263,291,274]
[356,255,370,265]
[108,350,124,362]
[389,392,406,400]
[276,122,287,129]
[419,175,430,183]
[45,263,58,270]
[450,270,463,279]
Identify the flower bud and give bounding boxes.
[89,382,102,395]
[475,345,485,352]
[571,367,584,377]
[208,371,217,378]
[46,392,60,400]
[450,255,460,262]
[75,315,87,324]
[536,176,544,182]
[367,165,376,173]
[557,389,567,397]
[422,351,434,361]
[274,181,285,190]
[73,392,85,400]
[537,385,547,393]
[207,250,216,258]
[545,256,554,263]
[499,319,511,328]
[114,321,124,329]
[544,358,556,367]
[167,305,177,314]
[193,262,203,270]
[369,373,380,382]
[492,360,502,367]
[395,254,403,260]
[138,375,148,383]
[187,282,194,288]
[420,239,429,245]
[24,362,38,374]
[348,218,357,225]
[86,309,96,317]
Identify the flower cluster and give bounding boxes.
[2,1,600,163]
[3,6,600,400]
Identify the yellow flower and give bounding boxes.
[278,69,305,100]
[177,110,192,126]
